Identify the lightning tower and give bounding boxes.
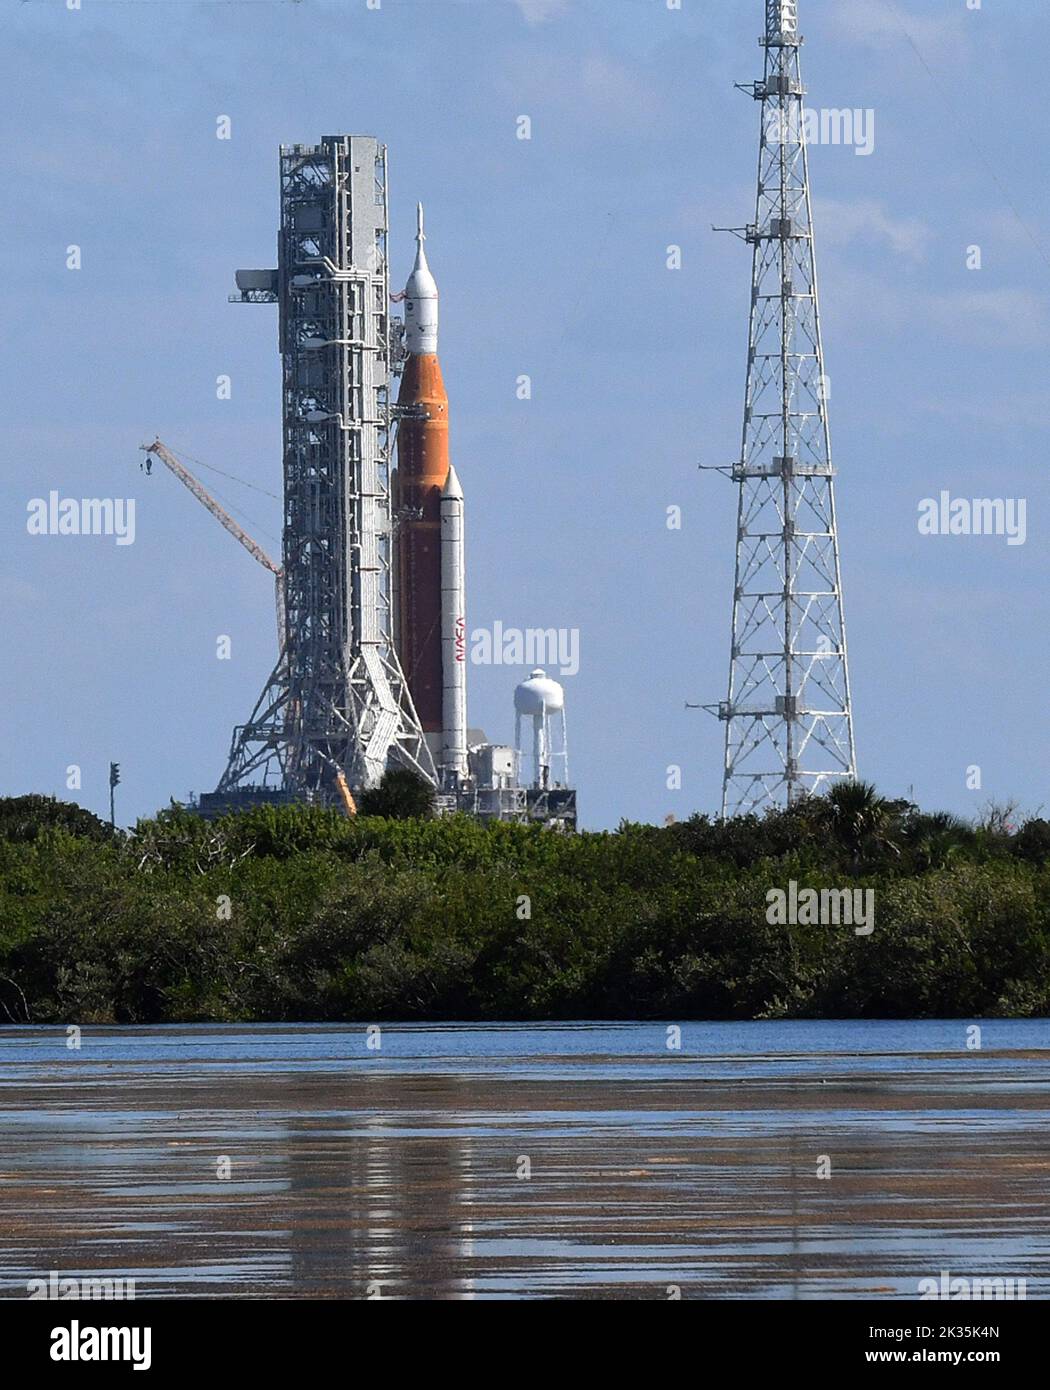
[217,136,436,802]
[709,0,856,816]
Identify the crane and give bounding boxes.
[140,438,286,654]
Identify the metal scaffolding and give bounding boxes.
[706,1,856,816]
[218,136,436,800]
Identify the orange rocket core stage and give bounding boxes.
[395,352,450,733]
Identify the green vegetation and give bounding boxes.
[358,768,436,820]
[1,784,1049,1024]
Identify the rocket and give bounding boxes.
[394,205,468,785]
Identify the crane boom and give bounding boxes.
[141,439,281,575]
[141,437,286,653]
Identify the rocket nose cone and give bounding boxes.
[441,464,463,501]
[407,200,436,293]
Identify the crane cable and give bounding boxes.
[163,440,281,501]
[877,0,1050,273]
[152,442,282,549]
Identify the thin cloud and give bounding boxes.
[822,269,1049,349]
[492,46,667,135]
[0,576,42,608]
[513,0,571,24]
[923,287,1050,349]
[817,197,932,263]
[829,0,972,65]
[919,389,1050,432]
[580,52,664,126]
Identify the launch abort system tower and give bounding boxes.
[706,0,856,817]
[213,136,436,805]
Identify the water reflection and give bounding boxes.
[1,1022,1048,1299]
[282,1078,480,1298]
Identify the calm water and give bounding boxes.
[2,1019,1048,1299]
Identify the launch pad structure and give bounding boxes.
[191,134,576,829]
[212,136,435,804]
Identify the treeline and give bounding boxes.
[1,783,1049,1024]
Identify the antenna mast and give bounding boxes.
[708,0,856,816]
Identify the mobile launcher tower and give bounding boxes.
[198,136,576,829]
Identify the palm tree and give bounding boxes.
[902,809,972,870]
[823,780,900,871]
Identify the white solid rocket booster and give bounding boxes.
[440,463,467,781]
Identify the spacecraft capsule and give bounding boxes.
[403,203,439,355]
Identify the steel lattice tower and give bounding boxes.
[707,1,856,817]
[218,137,436,800]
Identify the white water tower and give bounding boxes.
[514,668,569,790]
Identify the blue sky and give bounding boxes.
[2,0,1048,830]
